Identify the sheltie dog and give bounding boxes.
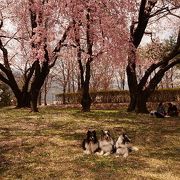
[115,133,139,158]
[82,130,99,154]
[97,130,115,156]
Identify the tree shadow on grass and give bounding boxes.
[72,154,151,179]
[148,147,180,162]
[0,155,11,175]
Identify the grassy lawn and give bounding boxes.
[0,106,179,180]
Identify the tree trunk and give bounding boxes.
[31,89,39,112]
[126,50,138,112]
[44,89,47,106]
[43,78,48,106]
[30,61,49,112]
[81,85,92,112]
[15,90,31,108]
[126,1,158,113]
[62,87,66,104]
[38,90,42,106]
[81,62,92,112]
[135,91,149,113]
[127,92,137,112]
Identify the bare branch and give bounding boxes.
[0,11,3,29]
[150,6,180,18]
[3,31,19,47]
[138,28,180,89]
[0,35,27,42]
[0,73,10,85]
[49,22,74,68]
[53,22,74,53]
[144,31,155,42]
[0,39,10,69]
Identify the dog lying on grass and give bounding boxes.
[82,130,99,154]
[97,130,115,156]
[115,133,139,158]
[82,130,138,157]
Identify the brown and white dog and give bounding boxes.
[115,133,138,158]
[97,130,115,156]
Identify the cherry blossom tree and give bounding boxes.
[91,56,115,91]
[0,0,73,111]
[66,0,131,111]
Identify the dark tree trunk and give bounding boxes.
[16,92,31,108]
[43,78,48,106]
[31,89,39,112]
[0,64,31,108]
[44,90,47,106]
[30,61,49,112]
[74,12,93,112]
[126,0,157,113]
[127,92,137,112]
[80,61,92,112]
[126,47,138,112]
[38,90,42,106]
[62,87,66,104]
[80,7,93,112]
[81,91,92,112]
[81,81,92,112]
[135,91,149,113]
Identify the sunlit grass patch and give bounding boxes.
[0,106,179,179]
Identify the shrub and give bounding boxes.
[55,89,180,104]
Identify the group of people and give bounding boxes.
[153,102,178,118]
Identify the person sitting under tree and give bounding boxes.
[167,103,178,117]
[154,102,166,118]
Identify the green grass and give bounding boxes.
[0,106,180,179]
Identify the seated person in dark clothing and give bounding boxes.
[155,102,166,118]
[167,103,178,117]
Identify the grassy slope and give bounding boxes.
[0,106,179,180]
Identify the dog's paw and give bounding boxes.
[103,152,110,156]
[83,150,91,155]
[123,153,128,158]
[95,152,101,156]
[96,151,104,156]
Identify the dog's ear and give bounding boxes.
[122,132,128,136]
[87,130,91,135]
[101,130,104,134]
[92,130,96,135]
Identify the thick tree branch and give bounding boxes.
[0,35,27,42]
[22,61,36,92]
[133,0,158,48]
[0,63,21,95]
[0,39,10,69]
[0,73,10,86]
[29,0,37,36]
[138,29,180,90]
[145,57,180,93]
[0,11,3,29]
[138,0,147,22]
[53,22,73,53]
[49,22,73,68]
[150,6,180,18]
[73,19,84,86]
